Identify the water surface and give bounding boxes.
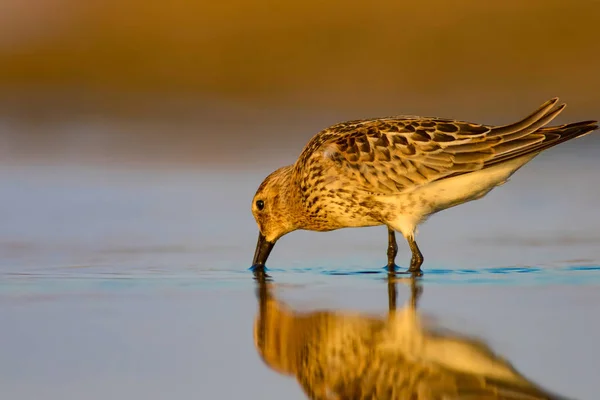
[1,143,599,399]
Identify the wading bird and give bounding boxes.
[251,98,597,274]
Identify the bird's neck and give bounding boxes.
[276,165,307,230]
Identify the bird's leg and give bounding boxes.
[407,236,424,276]
[386,227,399,273]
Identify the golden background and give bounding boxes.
[1,1,598,165]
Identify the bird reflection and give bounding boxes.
[252,273,572,400]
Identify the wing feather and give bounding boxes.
[296,98,598,195]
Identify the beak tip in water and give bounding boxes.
[249,263,266,272]
[251,232,275,271]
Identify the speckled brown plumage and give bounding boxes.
[253,277,572,400]
[250,98,598,273]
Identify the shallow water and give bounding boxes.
[1,142,600,399]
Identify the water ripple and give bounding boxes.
[1,264,599,299]
[281,264,600,286]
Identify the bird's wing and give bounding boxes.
[296,98,597,195]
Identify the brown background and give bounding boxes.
[1,1,599,166]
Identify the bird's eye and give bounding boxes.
[255,200,265,210]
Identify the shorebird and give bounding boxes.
[253,276,572,399]
[250,98,597,274]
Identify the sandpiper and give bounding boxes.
[250,98,597,274]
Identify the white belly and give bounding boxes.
[383,153,538,238]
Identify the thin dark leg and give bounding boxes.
[386,227,399,273]
[407,236,424,276]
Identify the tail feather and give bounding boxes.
[485,119,598,169]
[491,104,565,143]
[490,97,560,137]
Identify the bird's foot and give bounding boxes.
[406,254,424,276]
[399,269,423,277]
[385,263,400,274]
[385,263,423,277]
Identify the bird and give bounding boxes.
[253,275,574,399]
[250,97,598,275]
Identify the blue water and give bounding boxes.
[1,160,599,399]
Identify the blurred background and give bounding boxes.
[1,0,599,167]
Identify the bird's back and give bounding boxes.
[294,98,597,197]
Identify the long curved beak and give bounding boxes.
[252,232,276,269]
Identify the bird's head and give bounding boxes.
[251,165,298,268]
